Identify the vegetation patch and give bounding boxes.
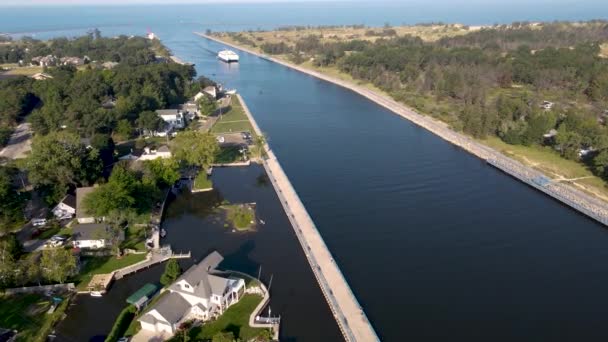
[215,146,248,164]
[193,172,213,190]
[105,305,137,342]
[223,203,256,231]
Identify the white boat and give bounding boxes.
[225,89,237,95]
[90,291,103,297]
[218,50,239,63]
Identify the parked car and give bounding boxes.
[32,218,47,227]
[216,136,225,143]
[241,131,252,140]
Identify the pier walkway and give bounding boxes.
[239,95,379,342]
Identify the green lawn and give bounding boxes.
[210,97,255,134]
[121,225,148,251]
[74,254,147,290]
[215,146,246,164]
[2,65,42,76]
[186,294,268,341]
[193,172,213,190]
[0,293,70,342]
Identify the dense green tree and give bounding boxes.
[142,158,180,187]
[0,167,26,232]
[27,131,102,202]
[197,95,218,117]
[171,131,219,168]
[136,110,164,135]
[40,248,77,284]
[160,258,182,286]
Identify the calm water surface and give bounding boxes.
[6,3,608,341]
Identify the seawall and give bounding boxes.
[238,94,380,342]
[197,33,608,227]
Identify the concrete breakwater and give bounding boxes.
[238,94,380,342]
[198,33,608,227]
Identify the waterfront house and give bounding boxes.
[52,194,76,220]
[76,186,97,223]
[156,109,185,129]
[137,146,172,161]
[138,251,246,335]
[71,223,123,249]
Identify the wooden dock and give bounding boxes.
[239,95,380,342]
[114,248,191,280]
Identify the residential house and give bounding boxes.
[102,61,119,69]
[60,56,85,66]
[52,194,76,220]
[137,146,172,161]
[76,186,97,223]
[72,223,123,249]
[31,55,57,67]
[181,101,199,118]
[138,251,246,335]
[543,129,558,140]
[156,109,185,130]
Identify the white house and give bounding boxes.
[137,146,172,161]
[156,109,185,129]
[52,194,76,220]
[71,223,118,249]
[76,186,97,224]
[138,251,245,336]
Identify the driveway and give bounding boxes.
[216,132,251,146]
[0,122,32,159]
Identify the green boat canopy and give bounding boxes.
[126,283,159,305]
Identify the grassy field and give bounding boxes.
[186,294,268,341]
[218,24,475,48]
[215,146,246,164]
[482,136,608,200]
[0,293,70,342]
[0,64,43,76]
[74,254,147,290]
[211,97,255,134]
[193,172,213,190]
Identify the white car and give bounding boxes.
[32,218,47,227]
[216,136,225,143]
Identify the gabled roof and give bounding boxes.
[144,292,191,325]
[72,223,108,241]
[156,109,179,116]
[76,187,96,218]
[178,251,223,285]
[59,194,76,209]
[168,251,228,299]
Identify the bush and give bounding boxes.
[105,305,137,342]
[160,259,182,286]
[0,127,12,147]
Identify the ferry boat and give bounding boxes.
[218,50,239,63]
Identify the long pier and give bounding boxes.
[198,33,608,227]
[114,248,191,279]
[238,95,380,342]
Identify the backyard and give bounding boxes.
[74,253,147,290]
[210,97,255,134]
[0,293,70,342]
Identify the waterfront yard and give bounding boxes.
[211,96,255,134]
[74,254,147,290]
[193,172,213,190]
[184,294,270,341]
[215,145,247,164]
[122,225,148,251]
[0,293,70,342]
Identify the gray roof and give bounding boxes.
[76,187,96,218]
[169,251,228,298]
[72,223,108,241]
[143,292,191,325]
[60,194,76,209]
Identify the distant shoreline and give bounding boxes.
[196,32,608,227]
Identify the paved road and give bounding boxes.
[0,122,32,160]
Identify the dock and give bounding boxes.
[114,247,191,280]
[238,95,380,342]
